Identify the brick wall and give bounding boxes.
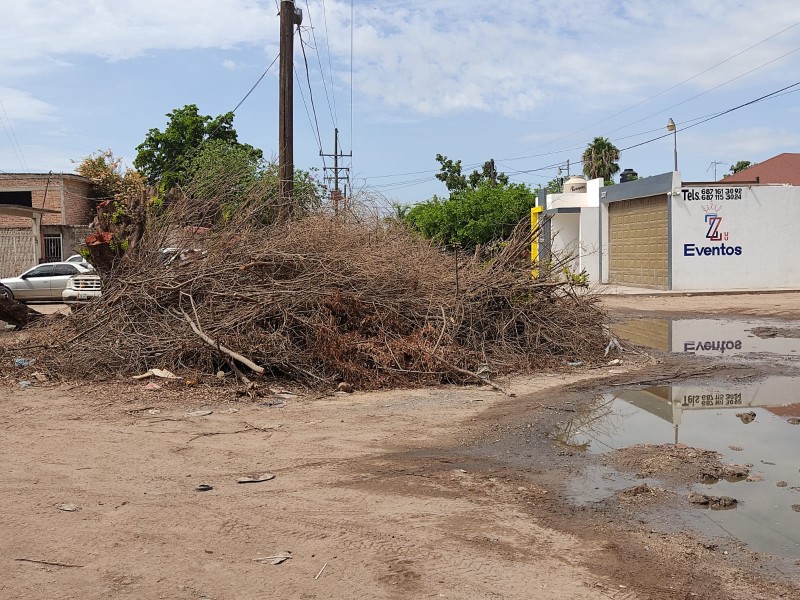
[0,173,93,228]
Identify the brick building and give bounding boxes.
[0,173,94,277]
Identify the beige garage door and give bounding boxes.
[609,195,668,289]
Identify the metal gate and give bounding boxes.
[43,234,62,262]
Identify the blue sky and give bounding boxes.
[1,1,799,207]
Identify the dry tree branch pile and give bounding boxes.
[2,183,609,390]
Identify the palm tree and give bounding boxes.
[581,137,620,184]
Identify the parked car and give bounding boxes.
[65,254,87,263]
[62,274,102,303]
[0,261,95,302]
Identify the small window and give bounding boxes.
[25,265,55,278]
[43,234,63,263]
[52,264,79,276]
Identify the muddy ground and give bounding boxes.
[1,293,799,599]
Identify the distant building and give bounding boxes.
[721,153,800,186]
[539,168,800,292]
[0,173,94,277]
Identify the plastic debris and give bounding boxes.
[185,410,213,417]
[14,358,35,368]
[237,473,276,484]
[143,382,161,391]
[18,380,32,389]
[604,338,622,356]
[55,503,81,512]
[195,484,214,492]
[252,551,292,565]
[132,368,181,380]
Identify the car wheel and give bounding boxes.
[0,286,14,301]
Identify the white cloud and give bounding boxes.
[702,126,800,157]
[222,59,241,71]
[308,0,800,118]
[1,1,277,63]
[0,87,55,122]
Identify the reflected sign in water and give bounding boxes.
[553,378,800,557]
[612,318,800,357]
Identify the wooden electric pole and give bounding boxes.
[279,0,303,219]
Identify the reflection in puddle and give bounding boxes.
[612,317,800,357]
[555,377,800,557]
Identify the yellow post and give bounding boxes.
[531,206,544,278]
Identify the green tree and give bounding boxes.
[581,137,620,184]
[134,104,263,193]
[729,160,753,175]
[434,154,509,193]
[185,141,324,222]
[405,181,534,249]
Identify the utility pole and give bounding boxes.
[321,127,352,215]
[279,0,303,220]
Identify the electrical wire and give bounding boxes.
[349,0,354,174]
[230,53,280,114]
[501,21,800,162]
[297,27,326,164]
[302,1,337,128]
[320,0,339,125]
[0,97,29,172]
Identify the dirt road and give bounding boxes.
[1,293,799,599]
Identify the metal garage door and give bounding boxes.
[609,195,668,289]
[0,228,36,278]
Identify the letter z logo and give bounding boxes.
[704,213,722,241]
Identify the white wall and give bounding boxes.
[551,213,580,255]
[579,207,601,283]
[546,178,602,209]
[670,185,800,290]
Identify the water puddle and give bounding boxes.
[554,377,800,557]
[612,317,800,357]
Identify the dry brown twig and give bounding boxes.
[1,179,609,390]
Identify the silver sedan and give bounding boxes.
[0,261,95,302]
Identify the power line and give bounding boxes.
[230,53,280,114]
[501,21,800,162]
[302,1,337,128]
[294,63,324,155]
[368,80,800,192]
[320,0,339,125]
[349,0,354,169]
[297,26,325,159]
[598,43,800,140]
[0,97,29,171]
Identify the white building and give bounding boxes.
[540,172,800,291]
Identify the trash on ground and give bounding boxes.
[185,410,213,417]
[195,484,214,492]
[337,382,354,393]
[252,551,292,565]
[18,380,32,389]
[55,503,81,512]
[30,371,48,382]
[14,358,35,368]
[132,368,181,380]
[566,361,584,367]
[259,400,286,408]
[237,473,276,484]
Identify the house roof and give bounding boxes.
[720,153,800,185]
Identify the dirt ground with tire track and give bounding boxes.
[1,292,799,599]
